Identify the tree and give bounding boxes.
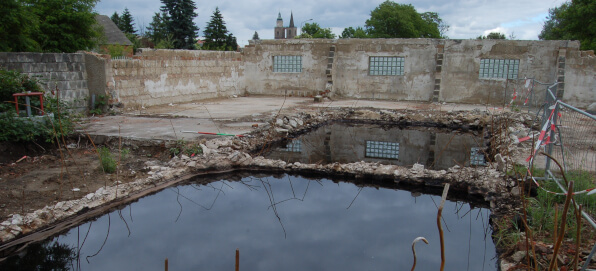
[297,22,336,39]
[110,11,122,30]
[365,1,441,38]
[120,8,136,34]
[31,0,101,53]
[420,12,449,38]
[477,32,507,39]
[160,0,199,49]
[203,7,237,51]
[340,26,368,38]
[147,10,169,45]
[0,0,99,53]
[252,31,260,40]
[0,0,40,52]
[539,0,596,51]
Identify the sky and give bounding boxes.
[94,0,567,47]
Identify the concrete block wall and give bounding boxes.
[0,52,89,110]
[110,49,243,108]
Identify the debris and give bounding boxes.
[72,188,81,192]
[15,156,28,163]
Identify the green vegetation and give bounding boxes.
[202,7,238,51]
[477,32,507,40]
[169,139,202,157]
[98,146,130,173]
[111,8,136,35]
[89,94,107,115]
[296,22,336,39]
[539,0,596,51]
[0,69,74,143]
[0,0,101,53]
[156,0,199,49]
[340,1,447,40]
[364,1,443,38]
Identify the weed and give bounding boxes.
[98,147,116,173]
[169,139,202,157]
[493,216,522,248]
[89,95,107,115]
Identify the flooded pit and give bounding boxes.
[0,174,496,270]
[265,123,486,169]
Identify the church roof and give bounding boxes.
[289,12,295,27]
[277,12,282,20]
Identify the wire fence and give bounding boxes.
[527,84,596,270]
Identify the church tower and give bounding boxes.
[286,12,297,39]
[275,12,285,39]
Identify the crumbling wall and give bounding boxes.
[333,39,437,101]
[242,39,333,97]
[111,49,244,108]
[440,40,567,104]
[564,49,596,108]
[0,52,89,110]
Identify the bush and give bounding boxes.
[98,147,116,173]
[0,69,73,143]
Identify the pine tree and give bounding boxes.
[252,31,259,40]
[147,11,168,45]
[160,0,199,49]
[203,7,237,51]
[110,11,122,30]
[120,8,136,34]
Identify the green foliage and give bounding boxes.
[160,0,199,49]
[477,32,507,40]
[252,31,260,40]
[89,94,107,115]
[203,7,238,51]
[365,1,441,38]
[110,11,122,30]
[169,139,202,157]
[100,44,128,58]
[0,0,40,52]
[492,216,522,248]
[98,147,116,173]
[0,69,74,143]
[147,11,169,46]
[539,0,596,51]
[0,68,43,112]
[120,8,136,34]
[297,22,336,39]
[32,0,101,53]
[340,26,369,38]
[420,12,449,38]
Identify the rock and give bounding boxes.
[495,154,506,171]
[180,154,190,161]
[511,187,521,196]
[275,128,289,133]
[296,119,304,126]
[411,163,424,172]
[86,193,94,200]
[200,144,211,155]
[275,118,284,126]
[187,161,197,167]
[11,214,23,225]
[289,119,298,128]
[511,251,527,262]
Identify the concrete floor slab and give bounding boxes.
[82,96,505,141]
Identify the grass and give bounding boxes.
[98,147,130,174]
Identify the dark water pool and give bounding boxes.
[1,174,496,270]
[265,123,486,169]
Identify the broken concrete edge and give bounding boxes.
[0,107,533,265]
[0,148,510,246]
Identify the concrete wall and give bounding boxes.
[0,52,89,110]
[0,39,593,110]
[563,49,596,107]
[110,49,243,108]
[243,39,334,97]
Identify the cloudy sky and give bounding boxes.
[94,0,566,47]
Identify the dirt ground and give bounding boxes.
[0,141,171,223]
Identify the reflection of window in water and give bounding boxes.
[470,147,486,166]
[365,141,399,159]
[281,140,302,152]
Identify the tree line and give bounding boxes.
[0,0,593,53]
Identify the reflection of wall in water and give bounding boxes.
[267,124,482,169]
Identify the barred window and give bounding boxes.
[281,140,302,152]
[365,141,399,159]
[273,55,302,73]
[479,59,519,79]
[470,147,486,166]
[369,56,404,76]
